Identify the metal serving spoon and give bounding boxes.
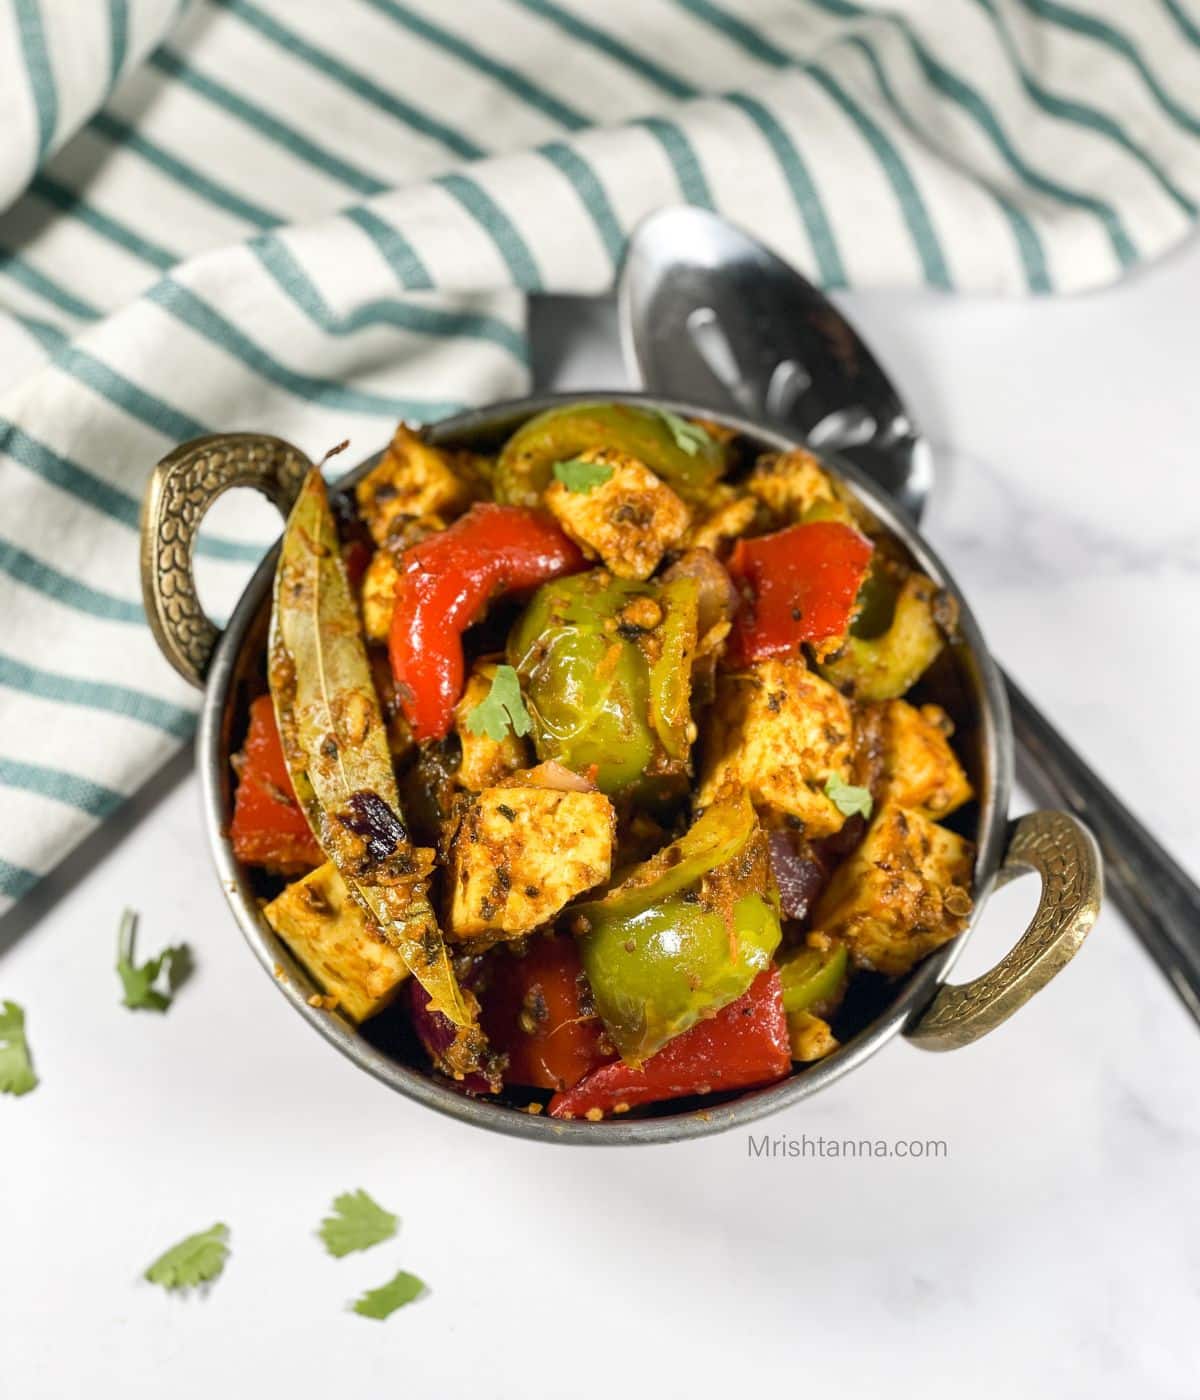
[619,205,1200,1027]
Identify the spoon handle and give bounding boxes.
[1004,671,1200,1023]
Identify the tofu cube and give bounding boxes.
[359,547,400,644]
[453,662,532,791]
[747,448,837,523]
[447,785,615,940]
[356,424,477,544]
[788,1011,839,1062]
[263,862,410,1022]
[545,449,690,581]
[859,699,973,819]
[811,803,974,976]
[698,658,855,838]
[682,488,759,556]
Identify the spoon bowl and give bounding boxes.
[618,205,933,519]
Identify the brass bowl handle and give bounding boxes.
[140,433,312,689]
[907,809,1103,1051]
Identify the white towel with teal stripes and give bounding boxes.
[1,0,1198,912]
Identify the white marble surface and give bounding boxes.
[4,237,1200,1399]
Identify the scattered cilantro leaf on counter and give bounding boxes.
[117,909,191,1012]
[465,664,533,743]
[0,1000,37,1096]
[552,458,613,494]
[319,1190,398,1258]
[351,1269,426,1320]
[659,410,712,457]
[144,1224,230,1292]
[824,775,873,821]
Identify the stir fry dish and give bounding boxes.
[229,402,976,1120]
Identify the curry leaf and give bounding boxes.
[116,909,190,1012]
[272,470,476,1041]
[319,1189,398,1258]
[0,1000,37,1096]
[465,665,532,743]
[351,1269,426,1320]
[824,775,874,821]
[553,458,614,494]
[659,410,712,458]
[144,1224,230,1292]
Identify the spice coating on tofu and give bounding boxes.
[789,1011,839,1062]
[698,658,855,838]
[855,699,973,820]
[359,546,400,644]
[355,425,480,545]
[811,803,974,975]
[453,662,532,791]
[447,785,616,940]
[544,448,690,581]
[746,448,837,524]
[682,487,759,555]
[263,862,410,1023]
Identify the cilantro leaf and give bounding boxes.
[658,410,712,458]
[824,775,874,821]
[319,1189,398,1258]
[552,458,614,494]
[351,1269,427,1320]
[0,1000,37,1096]
[144,1224,230,1292]
[465,664,533,744]
[117,909,191,1012]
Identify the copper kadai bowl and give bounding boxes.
[140,392,1102,1145]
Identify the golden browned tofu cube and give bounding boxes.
[263,863,410,1022]
[747,448,837,523]
[355,424,476,545]
[359,547,400,644]
[359,517,451,646]
[544,449,690,581]
[812,804,974,976]
[788,1011,839,1062]
[447,785,615,940]
[861,699,973,819]
[682,488,758,555]
[453,662,532,791]
[698,658,854,838]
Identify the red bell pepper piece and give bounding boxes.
[726,521,873,666]
[482,936,609,1094]
[230,695,323,873]
[388,503,585,742]
[548,968,790,1120]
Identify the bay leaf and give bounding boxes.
[268,469,487,1079]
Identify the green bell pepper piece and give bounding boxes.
[778,943,848,1017]
[847,558,897,639]
[574,795,783,1065]
[817,573,947,701]
[508,569,698,804]
[591,791,754,918]
[494,402,727,506]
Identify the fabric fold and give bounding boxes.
[0,0,183,216]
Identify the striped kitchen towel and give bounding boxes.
[2,0,1200,913]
